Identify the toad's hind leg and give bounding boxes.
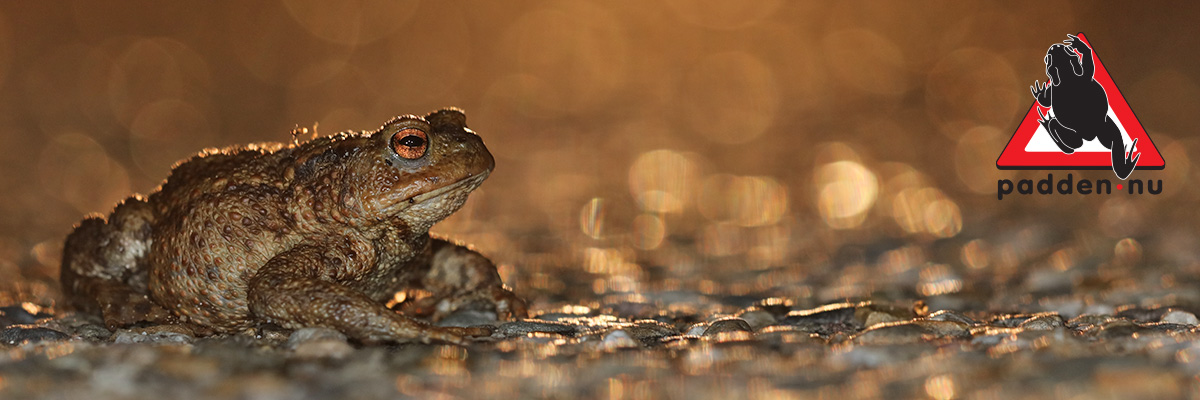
[247,244,488,345]
[60,196,172,328]
[1038,108,1082,154]
[1098,116,1139,180]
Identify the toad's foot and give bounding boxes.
[398,285,528,322]
[402,239,529,322]
[1111,138,1140,180]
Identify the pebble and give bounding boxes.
[755,326,824,347]
[599,329,640,350]
[286,327,347,348]
[0,327,69,345]
[780,302,862,325]
[863,311,903,327]
[1098,319,1143,339]
[855,302,919,323]
[1067,314,1115,330]
[112,325,195,345]
[702,318,752,336]
[286,328,354,359]
[736,308,777,331]
[0,305,51,327]
[45,313,111,341]
[969,327,1023,347]
[1115,307,1172,324]
[778,302,865,336]
[1018,313,1065,331]
[684,322,708,336]
[912,320,970,338]
[496,320,578,337]
[294,341,355,360]
[926,310,979,326]
[619,320,678,343]
[851,320,968,345]
[1160,310,1199,326]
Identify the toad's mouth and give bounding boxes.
[404,170,490,207]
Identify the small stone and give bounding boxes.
[779,302,866,336]
[912,319,969,337]
[112,325,194,344]
[736,309,777,331]
[600,329,640,350]
[288,327,353,359]
[495,320,578,337]
[851,322,928,345]
[1115,307,1171,323]
[292,339,354,359]
[1098,318,1143,339]
[621,320,678,343]
[0,327,69,345]
[45,313,111,341]
[0,305,51,327]
[756,326,824,346]
[851,319,968,345]
[863,311,903,327]
[436,309,498,328]
[254,324,292,343]
[969,327,1023,346]
[703,318,752,336]
[1067,314,1115,330]
[926,310,980,326]
[1019,313,1065,331]
[781,302,862,325]
[854,302,918,324]
[286,327,347,349]
[751,298,794,317]
[1160,310,1199,326]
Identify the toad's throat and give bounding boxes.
[403,171,489,208]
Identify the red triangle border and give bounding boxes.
[996,33,1164,170]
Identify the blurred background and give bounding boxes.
[1,1,1198,310]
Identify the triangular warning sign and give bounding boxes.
[996,33,1164,171]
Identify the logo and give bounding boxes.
[995,33,1163,200]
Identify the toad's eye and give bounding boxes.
[390,128,428,160]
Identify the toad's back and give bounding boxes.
[144,133,381,329]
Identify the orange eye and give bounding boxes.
[390,128,428,160]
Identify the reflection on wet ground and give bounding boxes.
[4,221,1200,398]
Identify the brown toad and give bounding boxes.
[60,108,526,344]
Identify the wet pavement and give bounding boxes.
[4,220,1200,399]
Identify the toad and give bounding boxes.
[60,108,526,344]
[1030,33,1139,179]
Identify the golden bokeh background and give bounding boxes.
[1,1,1198,306]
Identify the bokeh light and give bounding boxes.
[696,174,788,227]
[815,161,878,230]
[629,150,700,214]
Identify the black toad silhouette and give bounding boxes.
[1030,33,1139,180]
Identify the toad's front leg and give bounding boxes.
[246,244,486,345]
[397,238,527,322]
